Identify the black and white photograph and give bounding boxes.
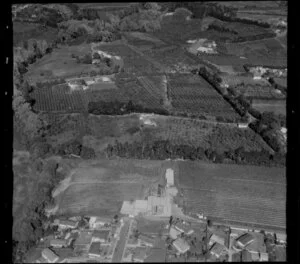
[11,1,293,263]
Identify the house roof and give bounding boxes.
[237,233,254,247]
[245,232,266,253]
[50,239,67,246]
[42,248,59,262]
[210,234,225,246]
[74,231,92,245]
[93,230,110,240]
[89,242,101,255]
[169,227,182,239]
[210,242,227,257]
[59,219,77,227]
[173,238,190,253]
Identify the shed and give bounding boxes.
[173,238,190,254]
[210,242,227,258]
[41,248,59,263]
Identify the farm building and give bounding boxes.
[174,222,194,235]
[49,239,68,248]
[51,248,74,261]
[209,242,227,258]
[209,234,225,246]
[165,168,174,187]
[173,238,190,254]
[89,216,110,229]
[92,230,110,243]
[88,242,101,258]
[169,227,182,240]
[41,248,59,263]
[58,219,78,230]
[234,233,255,250]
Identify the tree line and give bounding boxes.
[106,140,285,167]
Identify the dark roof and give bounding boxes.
[52,248,74,259]
[89,242,101,255]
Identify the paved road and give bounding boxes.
[112,218,131,263]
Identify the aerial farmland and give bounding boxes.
[12,2,287,263]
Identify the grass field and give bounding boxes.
[252,99,286,115]
[55,159,167,217]
[176,160,286,230]
[25,43,97,83]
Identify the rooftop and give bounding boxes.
[210,242,227,257]
[133,247,149,261]
[41,248,59,263]
[173,238,190,254]
[245,232,266,253]
[92,230,110,241]
[236,233,254,247]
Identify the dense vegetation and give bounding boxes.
[106,140,285,167]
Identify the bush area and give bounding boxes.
[106,140,285,167]
[88,100,169,116]
[12,159,63,263]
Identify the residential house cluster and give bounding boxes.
[35,215,119,263]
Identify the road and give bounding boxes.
[112,218,132,263]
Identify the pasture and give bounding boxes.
[55,159,167,217]
[176,160,286,230]
[252,99,286,115]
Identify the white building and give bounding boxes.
[165,168,174,187]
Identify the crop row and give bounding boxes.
[32,89,87,112]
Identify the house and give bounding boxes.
[234,233,254,250]
[209,242,227,258]
[209,234,225,246]
[173,238,190,254]
[58,220,78,230]
[139,234,155,247]
[50,239,68,248]
[89,217,110,229]
[41,248,59,263]
[92,230,110,243]
[169,227,182,240]
[51,248,74,262]
[88,242,101,258]
[165,168,174,187]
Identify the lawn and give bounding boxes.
[177,160,286,230]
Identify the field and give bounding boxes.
[176,160,286,230]
[25,43,97,83]
[234,84,285,100]
[252,99,286,115]
[55,159,167,217]
[13,22,58,46]
[54,158,285,230]
[168,74,240,120]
